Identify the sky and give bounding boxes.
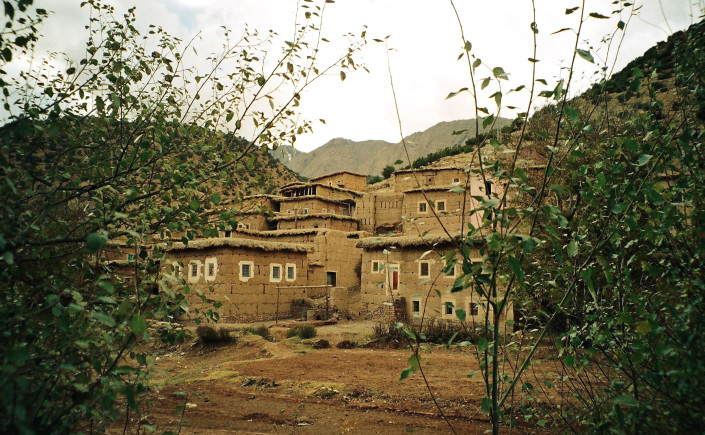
[35,0,698,152]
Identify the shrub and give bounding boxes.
[196,326,234,345]
[287,324,317,339]
[336,340,357,349]
[243,325,271,340]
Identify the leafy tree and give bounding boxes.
[366,174,383,184]
[381,164,395,179]
[0,1,362,432]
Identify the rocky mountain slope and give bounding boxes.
[271,118,509,178]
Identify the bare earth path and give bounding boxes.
[116,321,555,434]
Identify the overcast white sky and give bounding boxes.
[39,0,697,152]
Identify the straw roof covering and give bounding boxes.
[394,166,466,175]
[357,234,460,249]
[276,195,354,205]
[278,182,364,196]
[235,228,328,237]
[403,186,464,193]
[269,213,357,222]
[164,237,313,253]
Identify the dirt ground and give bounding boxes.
[116,320,559,434]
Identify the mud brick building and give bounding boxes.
[105,165,513,325]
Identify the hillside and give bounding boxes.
[272,118,510,178]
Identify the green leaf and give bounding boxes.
[399,366,416,382]
[455,308,466,322]
[629,78,641,92]
[340,71,346,81]
[563,105,579,123]
[482,114,495,129]
[86,233,107,253]
[565,7,579,14]
[91,311,116,327]
[611,203,625,214]
[636,154,652,166]
[492,67,508,80]
[567,240,578,258]
[576,49,594,63]
[130,314,148,335]
[589,12,610,19]
[211,193,221,205]
[564,355,576,367]
[481,397,492,413]
[467,370,479,378]
[508,255,525,289]
[189,199,200,211]
[614,395,639,407]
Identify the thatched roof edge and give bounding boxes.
[164,237,313,253]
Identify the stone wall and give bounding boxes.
[276,216,358,231]
[278,197,351,216]
[311,172,367,192]
[356,192,404,232]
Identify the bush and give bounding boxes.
[243,325,271,340]
[336,340,357,349]
[287,324,317,339]
[196,326,234,345]
[372,319,481,347]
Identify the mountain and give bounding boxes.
[271,118,510,178]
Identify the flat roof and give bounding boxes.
[164,237,314,253]
[269,212,358,222]
[309,170,368,181]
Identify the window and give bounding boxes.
[412,300,421,313]
[286,263,296,282]
[127,253,135,261]
[205,257,217,281]
[270,264,282,282]
[372,260,381,273]
[303,209,308,215]
[321,208,327,213]
[469,302,479,316]
[326,271,337,287]
[419,261,430,278]
[445,301,454,316]
[485,182,493,195]
[453,178,460,183]
[172,262,182,277]
[239,261,254,282]
[418,202,428,213]
[188,261,201,283]
[224,230,232,237]
[436,200,446,212]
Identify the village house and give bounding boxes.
[105,163,513,326]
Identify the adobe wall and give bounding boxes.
[278,198,351,216]
[312,172,367,192]
[240,195,279,213]
[394,168,468,192]
[356,192,404,232]
[359,245,512,326]
[163,246,326,322]
[277,216,358,232]
[237,214,269,231]
[401,190,484,234]
[307,231,363,289]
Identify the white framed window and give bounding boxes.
[321,208,327,213]
[453,178,460,183]
[270,263,282,282]
[418,261,430,278]
[285,263,296,282]
[469,301,480,316]
[303,209,308,215]
[239,260,254,282]
[412,299,421,313]
[436,200,446,212]
[418,201,428,214]
[188,260,202,283]
[371,260,382,273]
[205,257,218,282]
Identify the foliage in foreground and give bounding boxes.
[0,1,362,432]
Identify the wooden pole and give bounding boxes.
[275,286,280,325]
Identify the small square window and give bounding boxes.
[127,253,135,261]
[372,261,380,273]
[453,178,460,183]
[241,263,251,278]
[303,209,308,215]
[445,302,454,315]
[272,266,281,279]
[208,262,215,277]
[419,261,430,278]
[437,200,446,212]
[470,302,479,316]
[485,182,493,195]
[412,300,420,312]
[418,202,427,213]
[190,263,198,277]
[286,264,296,281]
